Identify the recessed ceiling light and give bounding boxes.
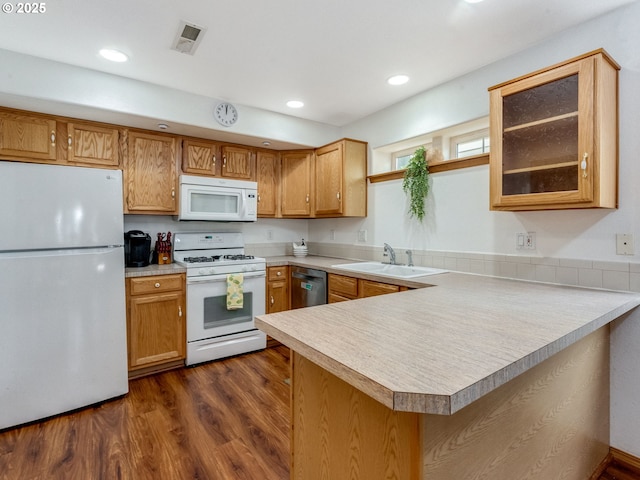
[286,100,304,109]
[464,0,484,3]
[99,48,128,62]
[157,123,169,130]
[387,74,409,86]
[262,141,271,146]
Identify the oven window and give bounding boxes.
[191,192,239,214]
[203,292,253,329]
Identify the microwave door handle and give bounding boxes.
[240,190,248,218]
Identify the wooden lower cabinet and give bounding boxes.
[126,273,186,378]
[328,273,407,302]
[266,266,289,347]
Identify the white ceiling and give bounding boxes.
[0,0,636,127]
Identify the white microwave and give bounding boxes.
[178,175,258,222]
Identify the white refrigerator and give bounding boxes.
[0,161,128,430]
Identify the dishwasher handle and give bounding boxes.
[292,272,324,282]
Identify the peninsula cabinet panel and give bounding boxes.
[125,131,178,214]
[221,144,255,180]
[66,122,120,167]
[182,138,218,176]
[489,49,619,211]
[290,327,609,480]
[281,150,314,217]
[314,138,367,217]
[257,150,279,217]
[0,110,57,162]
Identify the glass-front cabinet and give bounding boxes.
[489,49,619,211]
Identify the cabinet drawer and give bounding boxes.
[268,266,288,281]
[359,280,400,298]
[328,273,358,297]
[129,274,184,295]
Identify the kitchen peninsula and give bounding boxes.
[256,261,640,479]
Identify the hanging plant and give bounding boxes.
[402,146,430,222]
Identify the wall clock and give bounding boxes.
[214,102,238,127]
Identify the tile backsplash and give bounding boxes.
[247,241,640,294]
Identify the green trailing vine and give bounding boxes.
[402,146,430,222]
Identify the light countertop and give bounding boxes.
[257,255,640,415]
[124,263,186,278]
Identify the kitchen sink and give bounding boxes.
[331,262,448,279]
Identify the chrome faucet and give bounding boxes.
[383,243,397,265]
[406,249,414,267]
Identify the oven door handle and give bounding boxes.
[187,271,266,283]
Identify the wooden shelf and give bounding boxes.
[503,111,578,133]
[504,160,578,175]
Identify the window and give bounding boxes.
[392,144,431,170]
[451,129,490,158]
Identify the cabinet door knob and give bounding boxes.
[270,295,274,305]
[155,282,161,288]
[257,193,261,203]
[306,194,309,203]
[67,135,72,147]
[581,152,588,178]
[171,189,175,198]
[50,130,56,146]
[223,155,227,168]
[178,305,183,317]
[213,154,216,168]
[337,192,341,200]
[276,271,281,276]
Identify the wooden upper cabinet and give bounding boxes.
[221,144,255,180]
[281,150,314,217]
[66,122,120,167]
[489,49,619,211]
[257,150,279,217]
[315,138,367,217]
[182,138,218,176]
[0,110,57,162]
[125,130,178,214]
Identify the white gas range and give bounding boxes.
[173,232,266,366]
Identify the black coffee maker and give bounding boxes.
[124,230,151,267]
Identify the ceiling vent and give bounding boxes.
[171,20,207,55]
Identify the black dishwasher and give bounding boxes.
[290,266,327,309]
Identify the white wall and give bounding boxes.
[322,2,640,265]
[0,49,340,149]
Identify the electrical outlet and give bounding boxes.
[525,232,536,250]
[330,229,335,241]
[616,233,634,255]
[357,230,367,242]
[266,229,273,241]
[516,232,536,250]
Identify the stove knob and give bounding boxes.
[199,268,207,275]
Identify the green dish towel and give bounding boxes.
[226,273,244,310]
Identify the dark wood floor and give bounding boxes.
[0,346,291,480]
[600,461,640,480]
